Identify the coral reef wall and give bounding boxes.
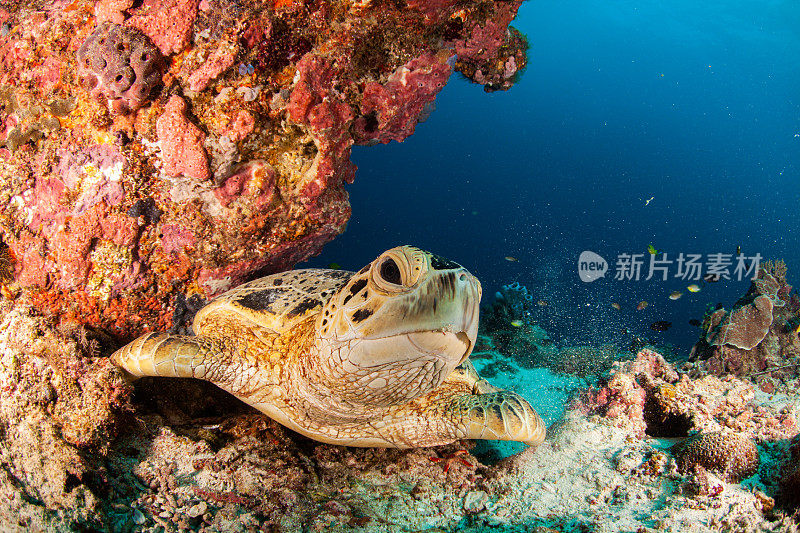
[0,0,527,338]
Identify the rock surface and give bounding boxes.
[0,0,527,339]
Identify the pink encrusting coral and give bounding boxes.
[452,2,528,91]
[187,41,237,92]
[354,51,453,145]
[156,95,210,181]
[126,0,200,56]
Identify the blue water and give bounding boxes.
[306,1,800,354]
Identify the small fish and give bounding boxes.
[650,320,672,332]
[792,322,800,335]
[689,319,702,327]
[471,210,478,216]
[510,320,523,327]
[505,256,518,262]
[328,262,342,269]
[669,290,683,300]
[636,300,649,311]
[703,273,720,283]
[736,245,741,255]
[686,284,701,293]
[537,300,549,307]
[645,196,654,206]
[611,302,621,311]
[647,244,658,255]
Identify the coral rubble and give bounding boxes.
[0,0,528,339]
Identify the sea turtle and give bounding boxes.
[111,246,546,448]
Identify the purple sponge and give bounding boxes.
[77,22,164,114]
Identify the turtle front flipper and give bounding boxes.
[111,332,222,380]
[453,390,546,447]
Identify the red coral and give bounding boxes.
[94,0,133,25]
[126,0,200,56]
[406,0,460,22]
[287,54,355,208]
[212,161,276,209]
[354,51,452,145]
[197,229,342,297]
[226,110,255,142]
[188,42,237,92]
[288,54,339,125]
[11,235,49,287]
[160,224,196,254]
[452,2,527,91]
[156,95,210,181]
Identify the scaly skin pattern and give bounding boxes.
[111,247,546,448]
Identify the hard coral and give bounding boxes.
[672,431,759,483]
[706,296,774,350]
[77,22,164,115]
[690,262,800,377]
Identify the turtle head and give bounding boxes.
[315,246,481,407]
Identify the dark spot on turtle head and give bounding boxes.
[236,289,283,311]
[343,278,367,305]
[352,307,373,322]
[288,297,320,318]
[490,403,504,421]
[350,278,367,294]
[273,278,283,286]
[429,254,461,271]
[437,271,456,298]
[358,265,369,275]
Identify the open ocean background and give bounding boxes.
[307,0,800,355]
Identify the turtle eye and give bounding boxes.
[379,258,402,285]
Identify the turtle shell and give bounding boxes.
[192,269,354,335]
